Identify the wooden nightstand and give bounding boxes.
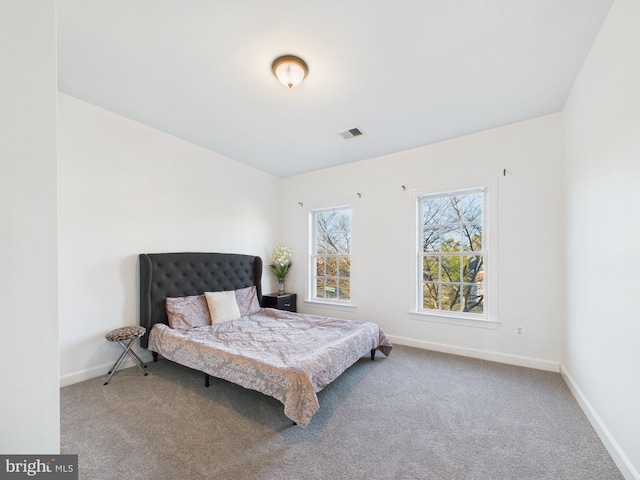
[261,293,297,312]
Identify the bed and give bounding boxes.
[139,252,392,427]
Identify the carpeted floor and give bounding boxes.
[61,345,622,480]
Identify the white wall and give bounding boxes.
[563,0,640,477]
[282,113,565,371]
[53,5,639,475]
[0,1,59,453]
[58,94,281,385]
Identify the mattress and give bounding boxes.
[149,307,392,426]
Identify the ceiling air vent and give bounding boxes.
[339,127,364,139]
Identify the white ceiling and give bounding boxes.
[57,0,613,177]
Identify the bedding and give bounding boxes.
[139,252,392,427]
[234,285,261,316]
[149,308,391,427]
[165,294,211,329]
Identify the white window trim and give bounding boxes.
[409,178,498,326]
[307,203,355,308]
[303,298,358,311]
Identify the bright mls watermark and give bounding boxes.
[0,455,77,479]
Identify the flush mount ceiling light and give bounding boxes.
[272,55,308,88]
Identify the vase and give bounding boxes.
[277,279,285,294]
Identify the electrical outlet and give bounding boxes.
[515,325,524,336]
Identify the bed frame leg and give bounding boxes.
[371,349,376,361]
[152,352,158,362]
[205,373,210,388]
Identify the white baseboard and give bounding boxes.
[561,366,639,480]
[387,335,560,372]
[60,350,155,387]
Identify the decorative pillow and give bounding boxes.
[235,286,261,316]
[165,295,211,329]
[204,291,241,324]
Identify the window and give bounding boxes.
[418,188,486,318]
[311,206,352,302]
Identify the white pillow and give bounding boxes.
[204,291,241,324]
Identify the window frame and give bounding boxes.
[308,205,354,307]
[411,180,497,326]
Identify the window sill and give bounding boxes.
[409,311,499,329]
[303,299,357,312]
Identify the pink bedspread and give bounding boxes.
[148,308,392,426]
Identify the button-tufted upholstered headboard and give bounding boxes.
[139,252,263,348]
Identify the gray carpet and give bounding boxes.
[61,345,622,480]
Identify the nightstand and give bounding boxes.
[261,293,297,312]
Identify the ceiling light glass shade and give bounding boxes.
[272,55,308,88]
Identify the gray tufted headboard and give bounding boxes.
[139,252,263,348]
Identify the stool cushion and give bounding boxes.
[105,326,146,342]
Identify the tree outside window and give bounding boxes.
[419,190,485,316]
[311,207,351,302]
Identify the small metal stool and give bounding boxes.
[104,326,148,385]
